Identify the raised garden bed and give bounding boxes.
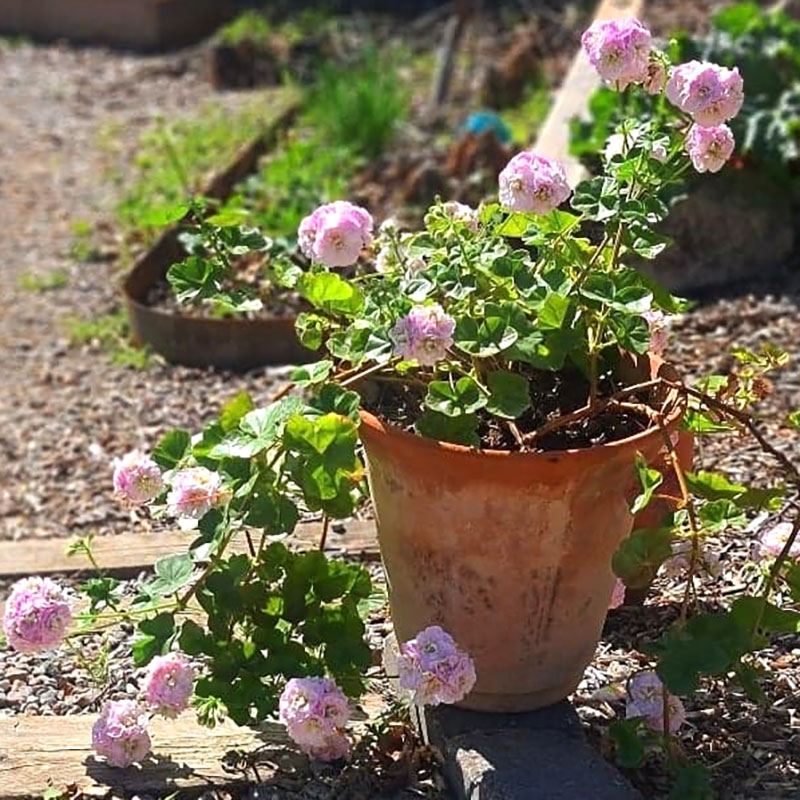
[123,98,318,371]
[0,0,235,50]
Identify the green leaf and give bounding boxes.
[785,563,800,603]
[454,315,518,357]
[653,612,752,694]
[698,499,747,533]
[416,409,480,447]
[609,313,650,355]
[298,272,364,317]
[146,553,195,597]
[686,471,784,511]
[682,410,735,434]
[668,764,714,800]
[571,176,619,221]
[788,410,800,430]
[306,383,361,421]
[292,360,333,388]
[245,491,299,535]
[609,719,646,768]
[537,294,571,330]
[485,371,531,419]
[133,613,175,665]
[731,597,800,635]
[613,527,673,589]
[152,429,191,470]
[139,203,189,227]
[425,377,487,417]
[220,392,254,433]
[631,454,663,514]
[626,221,671,260]
[295,312,326,351]
[167,255,224,305]
[712,1,761,35]
[496,212,533,237]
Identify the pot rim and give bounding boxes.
[358,358,685,463]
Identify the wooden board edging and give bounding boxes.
[0,519,379,580]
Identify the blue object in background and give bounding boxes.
[462,111,512,144]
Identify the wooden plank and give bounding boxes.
[533,0,645,186]
[0,694,387,798]
[0,519,380,579]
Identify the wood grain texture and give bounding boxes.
[0,519,379,579]
[533,0,646,186]
[0,694,387,798]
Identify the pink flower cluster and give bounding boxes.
[397,625,477,707]
[642,310,674,356]
[278,677,350,761]
[608,578,626,610]
[498,151,571,215]
[166,467,226,520]
[757,522,800,561]
[2,577,72,653]
[660,540,722,580]
[391,304,456,366]
[298,201,373,268]
[685,124,736,174]
[581,18,652,89]
[142,652,195,718]
[113,450,164,507]
[666,61,743,127]
[626,671,685,734]
[441,201,480,233]
[92,699,152,768]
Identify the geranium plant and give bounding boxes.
[4,14,800,798]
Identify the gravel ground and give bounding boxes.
[2,10,800,800]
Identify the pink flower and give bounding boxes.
[608,578,626,610]
[581,18,652,89]
[666,61,743,126]
[92,699,152,768]
[112,450,163,507]
[3,577,72,653]
[642,310,674,355]
[166,467,226,520]
[685,124,735,173]
[643,59,667,95]
[397,625,476,707]
[660,540,722,579]
[298,201,373,268]
[279,677,350,761]
[757,522,800,561]
[498,151,571,214]
[626,671,685,734]
[142,652,194,718]
[442,201,480,233]
[391,304,455,366]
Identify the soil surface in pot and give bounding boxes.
[361,364,663,452]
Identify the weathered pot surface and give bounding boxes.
[359,357,683,712]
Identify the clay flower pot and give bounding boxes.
[359,358,683,712]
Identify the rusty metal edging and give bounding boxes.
[123,99,315,371]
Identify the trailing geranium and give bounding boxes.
[4,13,800,797]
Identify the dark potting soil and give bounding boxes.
[360,366,659,453]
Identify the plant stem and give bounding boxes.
[318,515,330,552]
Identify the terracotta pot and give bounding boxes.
[359,358,683,712]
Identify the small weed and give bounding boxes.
[216,9,274,46]
[225,131,356,239]
[308,45,410,159]
[0,34,30,48]
[115,95,286,240]
[502,77,551,145]
[17,269,68,292]
[69,219,101,262]
[64,310,152,370]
